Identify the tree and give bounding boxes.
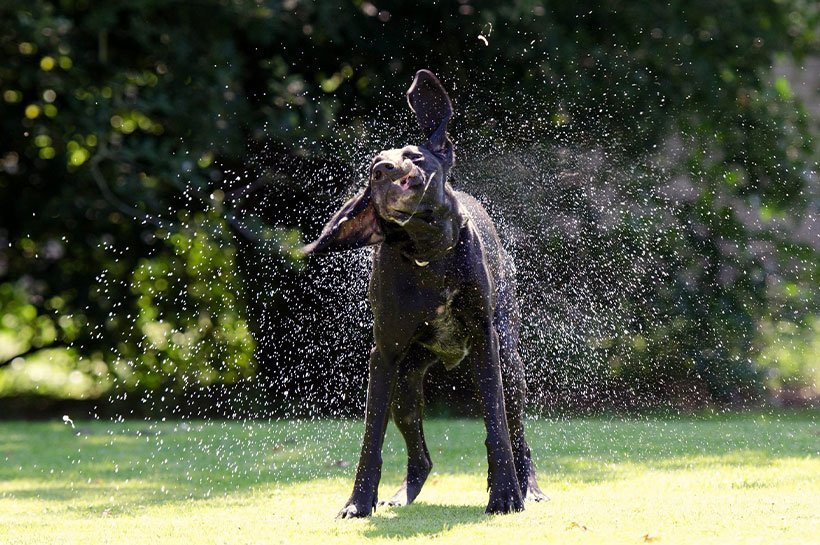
[0,0,816,415]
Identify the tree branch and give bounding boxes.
[89,146,173,230]
[88,147,267,245]
[0,341,68,369]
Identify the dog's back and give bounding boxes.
[454,190,516,306]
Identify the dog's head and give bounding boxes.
[302,70,457,256]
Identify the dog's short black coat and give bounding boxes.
[302,70,545,517]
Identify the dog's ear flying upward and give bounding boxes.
[301,187,384,255]
[302,70,453,257]
[407,69,454,165]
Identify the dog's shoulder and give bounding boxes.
[453,191,498,245]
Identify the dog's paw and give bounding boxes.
[337,497,376,518]
[526,487,549,502]
[379,465,431,508]
[379,486,410,507]
[525,477,549,502]
[485,486,525,515]
[337,503,369,518]
[378,497,407,508]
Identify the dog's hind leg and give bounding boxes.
[496,291,548,502]
[498,338,547,502]
[381,348,435,507]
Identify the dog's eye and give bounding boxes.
[404,152,425,162]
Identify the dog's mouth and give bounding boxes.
[384,170,437,225]
[393,170,424,190]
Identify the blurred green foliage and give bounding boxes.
[122,211,256,391]
[0,0,816,413]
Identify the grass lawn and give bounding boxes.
[0,411,817,544]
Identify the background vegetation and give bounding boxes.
[0,0,817,417]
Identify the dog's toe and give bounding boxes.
[379,487,410,508]
[337,503,370,518]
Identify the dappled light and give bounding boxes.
[1,414,817,543]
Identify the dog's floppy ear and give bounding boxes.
[407,69,454,161]
[301,186,384,256]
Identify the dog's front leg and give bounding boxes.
[338,347,398,518]
[471,321,525,515]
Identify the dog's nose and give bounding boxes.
[372,161,398,181]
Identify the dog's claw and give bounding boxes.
[337,504,363,518]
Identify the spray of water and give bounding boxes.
[51,61,813,512]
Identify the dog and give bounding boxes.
[301,70,545,517]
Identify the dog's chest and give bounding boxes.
[418,287,470,369]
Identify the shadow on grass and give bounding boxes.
[365,503,485,539]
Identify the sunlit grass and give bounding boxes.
[0,411,817,544]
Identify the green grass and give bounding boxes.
[0,411,817,544]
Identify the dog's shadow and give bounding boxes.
[364,503,485,538]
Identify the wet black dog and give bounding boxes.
[302,70,545,517]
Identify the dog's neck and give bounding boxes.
[381,191,464,265]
